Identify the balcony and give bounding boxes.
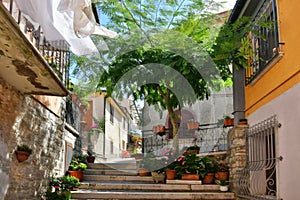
[0,0,68,96]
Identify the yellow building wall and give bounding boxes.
[245,0,300,116]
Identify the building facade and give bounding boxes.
[230,0,300,199]
[81,92,133,161]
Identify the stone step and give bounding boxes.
[71,190,235,200]
[85,169,137,176]
[83,175,153,182]
[88,162,137,170]
[79,182,221,192]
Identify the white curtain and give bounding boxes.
[14,0,117,55]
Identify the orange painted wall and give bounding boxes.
[82,100,93,131]
[245,0,300,116]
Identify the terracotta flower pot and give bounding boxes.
[215,171,229,181]
[223,118,234,127]
[187,122,199,130]
[87,156,95,163]
[68,170,84,181]
[166,169,176,180]
[15,150,30,162]
[139,168,150,176]
[181,174,199,180]
[202,173,215,184]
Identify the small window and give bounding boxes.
[110,141,114,154]
[123,117,126,129]
[110,104,114,124]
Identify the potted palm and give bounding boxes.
[15,144,32,162]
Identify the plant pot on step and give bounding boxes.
[181,174,200,180]
[86,156,95,163]
[68,171,84,181]
[202,173,215,184]
[215,171,229,181]
[220,185,229,192]
[139,168,150,176]
[166,169,176,180]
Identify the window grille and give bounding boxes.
[237,115,281,200]
[246,0,279,84]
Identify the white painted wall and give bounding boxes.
[247,82,300,199]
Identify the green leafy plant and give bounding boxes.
[202,156,218,175]
[216,161,229,172]
[61,175,80,189]
[17,144,32,153]
[175,151,205,176]
[45,176,72,200]
[220,179,228,186]
[69,155,87,171]
[186,145,200,151]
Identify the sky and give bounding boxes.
[217,0,236,11]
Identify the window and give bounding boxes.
[123,117,126,130]
[110,103,114,124]
[238,115,280,199]
[110,141,114,154]
[247,0,279,84]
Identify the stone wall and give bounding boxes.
[0,78,66,200]
[227,125,248,195]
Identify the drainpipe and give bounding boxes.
[232,64,246,124]
[103,96,106,157]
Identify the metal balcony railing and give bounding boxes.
[1,0,70,87]
[143,122,229,155]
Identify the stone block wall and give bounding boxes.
[0,78,66,200]
[227,125,248,196]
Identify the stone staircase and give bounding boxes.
[71,160,235,200]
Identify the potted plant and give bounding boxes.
[162,147,180,180]
[187,119,199,130]
[186,145,200,154]
[68,155,87,181]
[238,118,248,125]
[202,156,217,184]
[61,175,81,191]
[45,176,71,200]
[223,115,234,127]
[86,150,95,163]
[175,151,205,180]
[153,125,165,136]
[219,179,229,192]
[15,144,32,162]
[215,161,229,181]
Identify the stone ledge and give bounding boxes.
[166,180,202,185]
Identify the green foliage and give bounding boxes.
[17,144,32,154]
[175,151,205,176]
[45,190,71,200]
[69,155,87,171]
[61,176,80,189]
[202,156,218,174]
[186,145,200,151]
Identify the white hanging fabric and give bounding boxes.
[14,0,117,55]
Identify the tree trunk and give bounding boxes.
[167,105,179,151]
